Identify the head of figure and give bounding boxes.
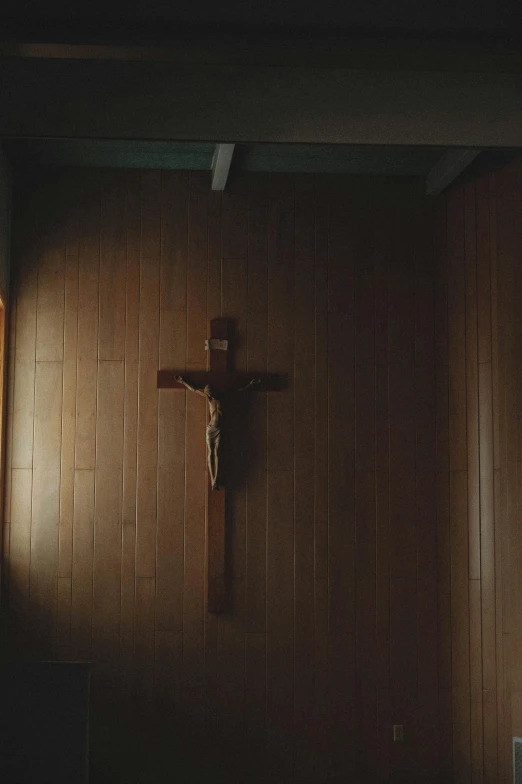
[204,384,212,396]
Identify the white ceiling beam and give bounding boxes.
[211,143,235,191]
[425,148,481,195]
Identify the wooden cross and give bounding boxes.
[157,318,283,612]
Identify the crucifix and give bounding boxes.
[157,318,283,613]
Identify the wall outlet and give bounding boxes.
[393,724,404,742]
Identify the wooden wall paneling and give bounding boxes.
[266,173,295,782]
[3,294,16,532]
[447,187,467,474]
[135,576,156,711]
[244,175,269,779]
[221,176,248,614]
[156,171,187,635]
[58,179,79,580]
[92,360,124,687]
[494,163,511,784]
[245,173,269,632]
[11,199,37,472]
[120,171,140,700]
[136,170,160,579]
[9,468,32,622]
[389,576,417,779]
[207,188,222,319]
[71,468,95,660]
[154,629,183,777]
[31,360,63,657]
[496,164,514,777]
[464,181,480,582]
[469,577,484,783]
[476,174,492,366]
[245,632,267,784]
[35,175,65,364]
[293,174,316,784]
[203,184,221,746]
[414,195,439,781]
[374,197,391,705]
[414,197,437,581]
[463,180,485,784]
[4,169,451,784]
[354,190,377,779]
[512,163,522,716]
[312,181,330,784]
[446,182,472,781]
[183,170,208,744]
[388,194,416,582]
[313,178,328,588]
[328,631,357,783]
[327,181,355,634]
[98,171,126,361]
[489,170,506,782]
[434,194,453,772]
[475,174,499,783]
[450,468,471,783]
[483,688,499,784]
[75,172,100,470]
[218,175,249,779]
[479,363,497,681]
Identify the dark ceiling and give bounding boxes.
[1,0,521,43]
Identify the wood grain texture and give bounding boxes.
[4,168,444,784]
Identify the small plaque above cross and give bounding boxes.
[157,318,284,612]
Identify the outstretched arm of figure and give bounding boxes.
[175,376,208,397]
[236,378,262,393]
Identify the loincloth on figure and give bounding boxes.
[206,423,221,448]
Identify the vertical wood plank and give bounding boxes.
[464,181,481,581]
[328,185,355,632]
[470,578,484,783]
[75,173,100,470]
[479,363,496,690]
[375,197,391,662]
[135,577,155,708]
[12,223,37,470]
[71,468,94,661]
[93,360,124,686]
[4,295,17,528]
[156,170,187,632]
[266,173,295,782]
[120,171,140,700]
[245,174,269,631]
[448,187,467,473]
[294,175,316,783]
[35,179,65,363]
[31,360,63,656]
[451,469,471,782]
[314,177,329,585]
[98,171,126,361]
[136,171,160,579]
[58,230,79,578]
[389,195,416,580]
[9,468,32,617]
[182,171,208,743]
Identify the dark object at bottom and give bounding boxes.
[0,661,90,784]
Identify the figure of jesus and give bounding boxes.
[175,376,260,490]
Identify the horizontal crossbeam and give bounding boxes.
[157,370,285,392]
